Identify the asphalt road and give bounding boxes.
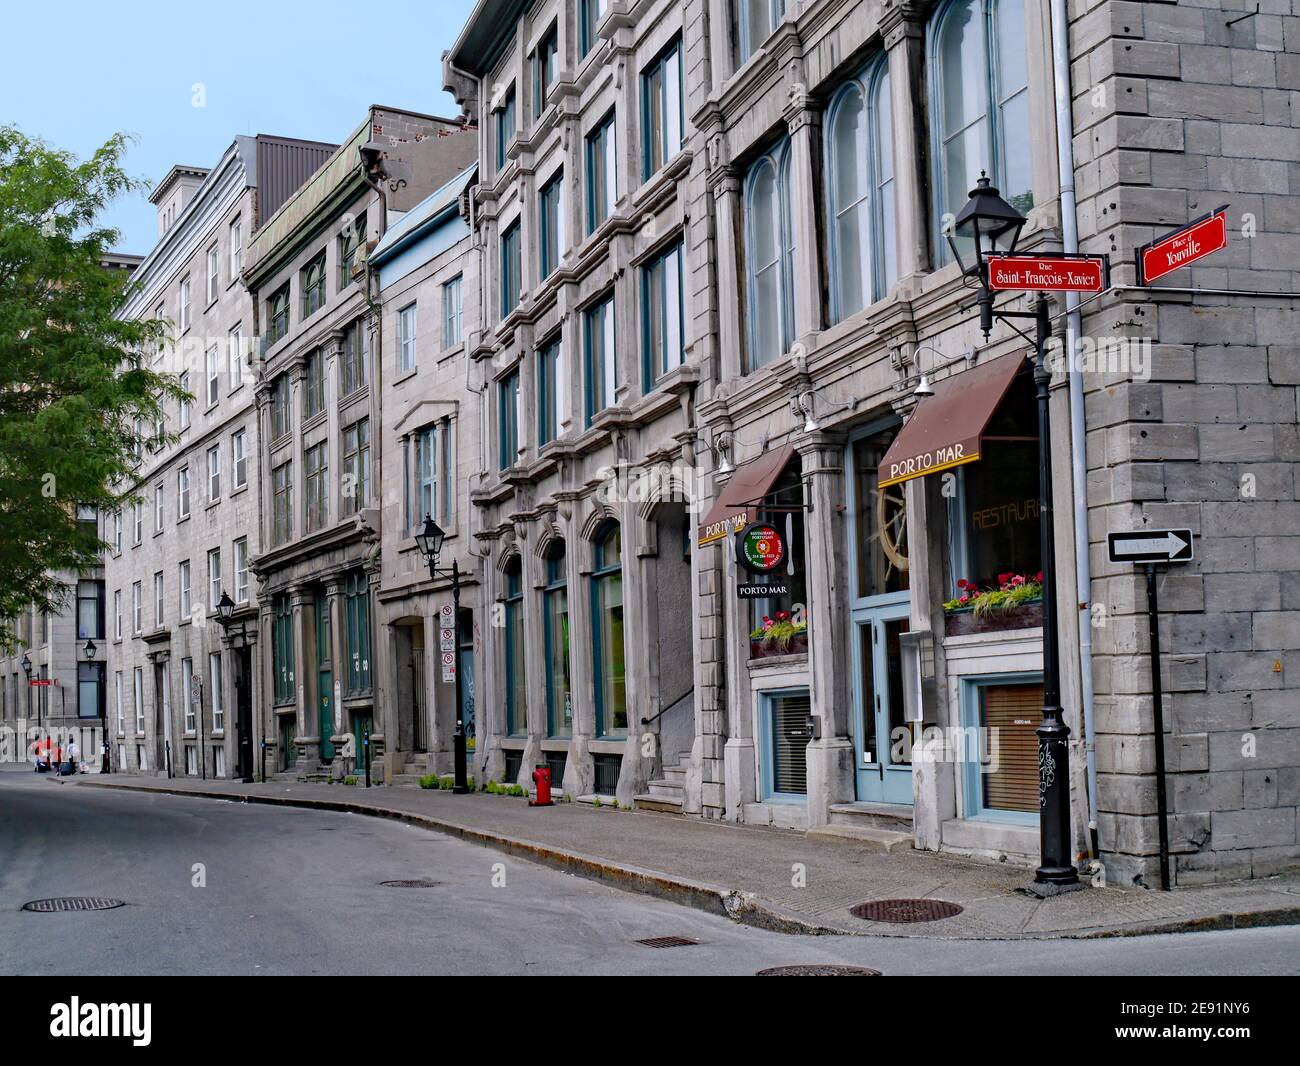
[1,772,1296,976]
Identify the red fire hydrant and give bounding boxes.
[530,764,554,807]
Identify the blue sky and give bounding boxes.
[2,0,477,256]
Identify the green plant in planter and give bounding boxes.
[419,774,439,789]
[343,776,358,786]
[749,610,808,651]
[943,572,1044,617]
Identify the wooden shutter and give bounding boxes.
[980,683,1042,813]
[771,692,811,795]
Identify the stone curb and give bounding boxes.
[76,780,1300,941]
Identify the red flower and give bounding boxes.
[997,572,1010,584]
[762,616,772,627]
[1035,571,1044,583]
[956,579,968,589]
[959,594,970,605]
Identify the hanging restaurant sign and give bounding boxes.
[1135,206,1228,285]
[735,522,786,575]
[985,253,1109,293]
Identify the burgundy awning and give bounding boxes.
[697,444,794,546]
[877,351,1025,489]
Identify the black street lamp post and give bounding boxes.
[85,639,108,774]
[21,653,32,758]
[415,515,470,794]
[214,590,255,784]
[949,174,1079,890]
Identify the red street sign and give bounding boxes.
[1136,206,1228,285]
[29,679,53,687]
[986,254,1109,293]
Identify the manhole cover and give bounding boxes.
[22,897,125,913]
[379,879,442,888]
[635,936,699,948]
[849,898,963,924]
[757,965,881,976]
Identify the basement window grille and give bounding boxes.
[593,753,621,796]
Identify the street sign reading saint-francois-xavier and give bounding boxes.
[986,253,1109,293]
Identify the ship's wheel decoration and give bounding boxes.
[871,484,909,584]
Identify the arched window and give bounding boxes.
[589,522,626,737]
[744,140,795,370]
[826,56,895,321]
[503,557,526,736]
[931,0,1030,264]
[542,541,571,737]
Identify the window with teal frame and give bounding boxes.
[590,522,626,737]
[579,0,608,57]
[543,542,571,737]
[642,238,684,389]
[959,672,1043,824]
[539,169,564,280]
[537,335,561,446]
[503,557,526,736]
[585,110,617,234]
[584,294,616,425]
[494,85,516,171]
[738,0,785,64]
[930,0,1031,266]
[343,571,371,696]
[641,37,682,180]
[825,55,896,321]
[743,139,795,370]
[498,368,520,470]
[500,220,521,318]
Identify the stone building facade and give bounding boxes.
[242,108,476,780]
[445,0,1298,885]
[370,165,483,784]
[109,137,334,780]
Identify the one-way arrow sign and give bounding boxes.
[1107,529,1194,564]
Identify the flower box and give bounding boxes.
[750,633,809,659]
[945,599,1044,637]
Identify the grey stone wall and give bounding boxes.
[1073,0,1300,885]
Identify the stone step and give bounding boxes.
[827,801,914,832]
[574,793,618,807]
[633,794,684,814]
[659,765,687,785]
[648,779,685,798]
[806,824,913,852]
[392,773,429,788]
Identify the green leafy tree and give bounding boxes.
[0,126,183,648]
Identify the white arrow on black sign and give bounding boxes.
[1107,529,1194,564]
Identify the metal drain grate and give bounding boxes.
[635,935,699,949]
[757,964,881,976]
[22,897,125,913]
[379,879,442,888]
[849,898,963,924]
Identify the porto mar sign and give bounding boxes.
[1136,206,1228,285]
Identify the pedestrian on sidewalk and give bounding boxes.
[66,737,80,775]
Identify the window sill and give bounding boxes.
[177,513,191,524]
[230,482,248,497]
[392,367,418,387]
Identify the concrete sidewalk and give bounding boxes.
[70,774,1300,940]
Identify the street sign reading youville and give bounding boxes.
[1136,206,1228,285]
[1107,529,1194,565]
[986,254,1109,293]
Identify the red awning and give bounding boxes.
[697,444,794,546]
[877,351,1025,489]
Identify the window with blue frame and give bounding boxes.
[586,110,616,234]
[931,0,1031,265]
[762,689,811,799]
[537,335,561,446]
[826,56,896,321]
[960,674,1043,821]
[494,85,516,171]
[642,239,684,389]
[500,220,521,318]
[272,594,294,706]
[641,37,683,180]
[579,0,608,58]
[743,139,795,370]
[539,169,564,280]
[590,522,626,737]
[543,542,571,737]
[738,0,785,64]
[503,557,526,736]
[532,23,558,119]
[584,294,616,424]
[498,368,520,470]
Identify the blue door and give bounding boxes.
[846,426,912,805]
